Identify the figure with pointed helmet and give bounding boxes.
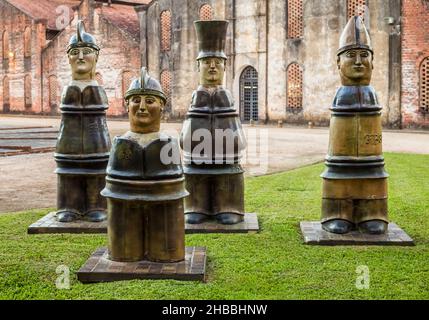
[320,16,389,234]
[180,20,247,225]
[54,20,111,223]
[101,67,188,262]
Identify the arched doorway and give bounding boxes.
[3,76,10,112]
[286,62,303,113]
[160,69,172,112]
[199,4,213,20]
[48,75,58,114]
[239,66,258,121]
[24,74,32,110]
[420,57,429,113]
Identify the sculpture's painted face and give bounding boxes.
[337,49,373,86]
[198,57,225,86]
[127,94,163,134]
[68,47,98,81]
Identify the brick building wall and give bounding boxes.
[137,0,224,119]
[42,0,141,116]
[0,0,46,114]
[401,0,429,129]
[2,0,429,129]
[138,0,401,127]
[1,0,142,117]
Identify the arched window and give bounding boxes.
[287,0,303,39]
[420,57,429,113]
[347,0,368,20]
[24,74,32,109]
[239,66,258,121]
[48,75,58,113]
[24,27,31,58]
[95,72,103,86]
[199,4,213,20]
[160,10,172,52]
[2,31,9,60]
[3,76,10,112]
[160,69,172,110]
[122,70,133,107]
[286,63,303,112]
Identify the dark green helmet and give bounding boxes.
[67,20,100,53]
[125,67,167,103]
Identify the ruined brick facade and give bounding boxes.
[1,0,429,129]
[136,0,415,128]
[0,0,143,116]
[401,0,429,129]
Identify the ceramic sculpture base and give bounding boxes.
[27,212,107,234]
[300,221,414,246]
[77,247,207,283]
[28,212,259,234]
[185,213,259,234]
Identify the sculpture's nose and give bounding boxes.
[78,50,84,60]
[355,54,362,65]
[139,100,147,111]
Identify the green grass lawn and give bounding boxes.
[0,152,428,300]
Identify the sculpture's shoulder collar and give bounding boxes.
[196,85,226,95]
[61,84,108,107]
[332,85,380,112]
[119,131,169,149]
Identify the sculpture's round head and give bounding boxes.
[198,56,225,86]
[337,16,373,86]
[337,49,373,86]
[67,46,98,81]
[67,20,100,81]
[125,68,167,134]
[127,94,164,134]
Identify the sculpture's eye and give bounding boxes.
[70,49,79,56]
[83,48,93,55]
[145,97,156,105]
[346,51,356,58]
[132,97,141,104]
[360,51,369,58]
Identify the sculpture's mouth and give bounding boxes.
[137,112,149,117]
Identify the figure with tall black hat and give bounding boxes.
[180,20,247,225]
[54,20,110,223]
[321,16,389,234]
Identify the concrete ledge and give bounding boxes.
[77,247,207,283]
[300,221,415,246]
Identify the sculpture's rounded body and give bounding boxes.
[55,84,111,219]
[181,86,246,218]
[102,133,188,262]
[321,86,389,224]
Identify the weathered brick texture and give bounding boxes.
[0,0,142,117]
[401,0,429,128]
